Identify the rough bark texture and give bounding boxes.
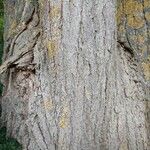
[0,0,149,150]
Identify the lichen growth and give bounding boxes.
[127,15,144,29]
[137,35,145,44]
[145,12,150,22]
[47,40,58,58]
[122,0,144,29]
[139,45,148,54]
[49,6,61,19]
[43,99,53,111]
[59,107,69,128]
[131,34,145,44]
[117,0,144,29]
[144,0,150,8]
[116,2,124,25]
[124,0,143,15]
[119,141,128,150]
[117,0,150,80]
[142,61,150,81]
[38,0,45,7]
[8,20,17,35]
[118,25,125,33]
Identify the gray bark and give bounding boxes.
[0,0,149,150]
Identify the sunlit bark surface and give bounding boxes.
[0,0,149,150]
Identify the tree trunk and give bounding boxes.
[0,0,149,149]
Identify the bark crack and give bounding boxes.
[117,40,134,57]
[0,31,40,74]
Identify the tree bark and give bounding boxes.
[0,0,149,150]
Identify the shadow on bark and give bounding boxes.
[0,0,22,149]
[0,127,22,150]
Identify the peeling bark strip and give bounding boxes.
[0,0,149,150]
[0,34,39,74]
[0,48,31,74]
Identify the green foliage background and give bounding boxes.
[0,0,22,149]
[0,128,22,150]
[0,0,3,58]
[0,0,4,96]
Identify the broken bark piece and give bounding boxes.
[0,48,32,74]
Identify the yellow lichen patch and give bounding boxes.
[124,0,143,15]
[139,45,147,54]
[116,2,124,25]
[130,35,136,41]
[144,0,150,8]
[137,35,145,44]
[51,28,61,39]
[47,40,58,58]
[130,33,147,44]
[118,25,125,33]
[43,99,54,111]
[117,0,144,28]
[142,62,150,80]
[145,12,150,21]
[59,107,69,128]
[8,20,17,35]
[127,15,144,29]
[119,141,128,150]
[49,6,61,19]
[39,0,45,7]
